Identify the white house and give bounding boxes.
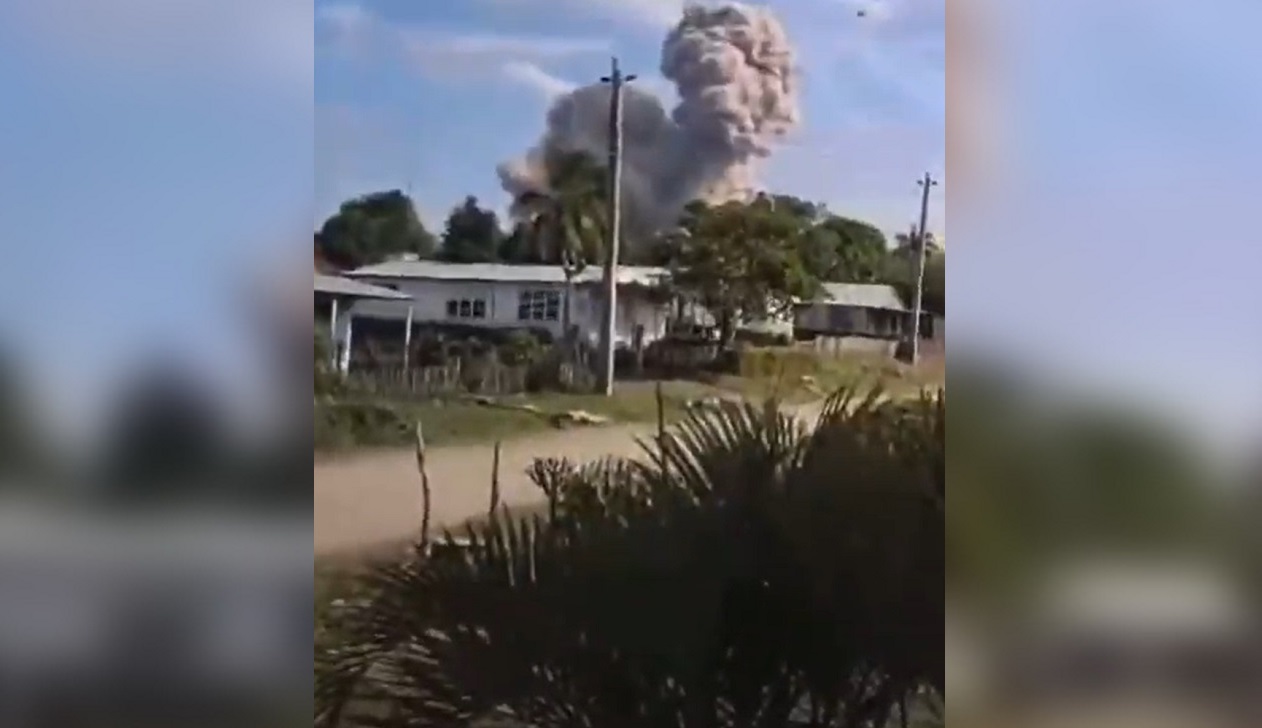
[314,272,414,372]
[341,260,672,349]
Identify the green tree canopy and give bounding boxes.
[438,196,504,263]
[812,216,890,282]
[317,190,438,268]
[884,240,944,316]
[753,195,888,283]
[664,198,820,347]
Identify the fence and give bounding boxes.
[343,358,595,399]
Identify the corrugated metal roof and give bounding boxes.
[817,283,907,311]
[314,273,413,301]
[344,260,668,286]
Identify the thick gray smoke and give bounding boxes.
[497,2,800,247]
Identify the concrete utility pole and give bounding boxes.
[597,57,635,396]
[908,172,939,364]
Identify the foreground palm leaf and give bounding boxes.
[317,386,944,727]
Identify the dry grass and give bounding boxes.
[314,380,718,456]
[315,351,944,456]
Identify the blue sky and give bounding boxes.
[314,0,946,237]
[0,0,314,440]
[0,0,940,440]
[3,0,1256,452]
[949,0,1262,451]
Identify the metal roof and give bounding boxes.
[816,283,907,311]
[344,260,669,286]
[314,273,413,301]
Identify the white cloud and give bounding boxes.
[415,32,609,59]
[1,0,313,91]
[500,60,579,99]
[319,3,608,90]
[480,0,685,31]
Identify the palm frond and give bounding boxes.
[317,384,945,728]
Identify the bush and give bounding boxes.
[317,388,944,727]
[733,328,792,347]
[314,330,343,397]
[736,346,822,381]
[314,401,411,451]
[499,329,545,366]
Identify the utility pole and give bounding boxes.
[908,172,938,364]
[597,57,635,395]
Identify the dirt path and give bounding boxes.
[315,401,825,557]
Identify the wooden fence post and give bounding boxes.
[414,422,431,550]
[489,441,501,516]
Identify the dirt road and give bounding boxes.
[315,402,825,557]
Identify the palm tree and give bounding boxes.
[512,150,608,347]
[511,149,608,267]
[316,386,945,728]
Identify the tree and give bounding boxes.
[497,222,535,263]
[812,216,889,282]
[510,150,608,267]
[438,196,504,263]
[892,225,942,260]
[317,190,438,268]
[884,237,945,316]
[756,196,887,284]
[317,387,945,728]
[664,198,820,348]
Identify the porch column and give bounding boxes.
[339,313,354,374]
[402,304,414,369]
[328,297,340,368]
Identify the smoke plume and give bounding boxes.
[497,2,800,248]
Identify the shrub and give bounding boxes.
[499,329,545,366]
[736,346,822,381]
[314,330,343,397]
[314,401,411,451]
[317,387,944,727]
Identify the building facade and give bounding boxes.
[343,260,672,350]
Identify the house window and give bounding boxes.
[445,298,488,319]
[518,290,561,322]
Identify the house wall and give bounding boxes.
[794,304,926,340]
[347,276,668,348]
[794,303,897,336]
[571,286,669,349]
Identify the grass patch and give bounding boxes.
[719,348,944,403]
[314,353,944,455]
[314,380,717,455]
